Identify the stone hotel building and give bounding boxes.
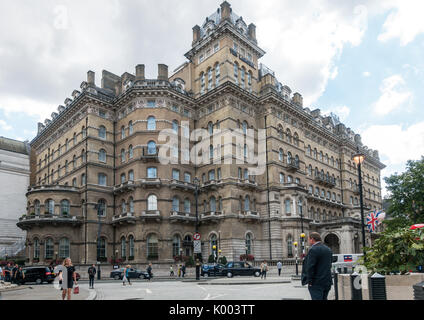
[19,2,385,266]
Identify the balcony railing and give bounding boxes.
[27,185,79,194]
[112,212,137,224]
[286,161,300,172]
[169,180,195,191]
[313,174,336,188]
[140,210,161,222]
[113,180,136,193]
[141,147,159,162]
[140,178,161,188]
[238,179,258,189]
[17,214,83,229]
[169,211,196,223]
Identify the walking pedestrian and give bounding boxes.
[177,264,181,277]
[11,264,18,284]
[170,265,174,277]
[195,259,201,280]
[0,265,3,281]
[301,232,333,300]
[147,263,153,281]
[58,258,77,300]
[123,265,132,286]
[15,267,25,286]
[260,261,268,279]
[277,261,282,276]
[4,263,11,282]
[88,264,96,289]
[181,263,186,278]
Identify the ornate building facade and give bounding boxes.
[19,2,385,266]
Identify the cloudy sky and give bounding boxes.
[0,0,423,197]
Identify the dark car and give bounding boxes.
[201,263,225,277]
[110,268,150,280]
[222,261,261,278]
[22,267,55,284]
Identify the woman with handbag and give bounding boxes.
[59,258,77,300]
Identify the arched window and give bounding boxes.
[247,71,252,91]
[33,238,40,259]
[72,155,76,169]
[243,144,248,158]
[215,63,220,87]
[97,199,106,217]
[200,72,205,94]
[121,200,127,214]
[297,199,303,216]
[286,129,292,143]
[45,238,54,259]
[81,149,86,163]
[208,122,213,135]
[307,145,311,156]
[242,121,248,135]
[128,145,133,159]
[98,173,107,186]
[97,238,106,259]
[208,169,215,181]
[82,126,86,138]
[285,199,291,214]
[147,195,157,211]
[244,195,250,212]
[59,238,70,258]
[147,141,156,155]
[128,121,133,135]
[147,116,156,130]
[234,62,239,85]
[210,196,216,212]
[209,144,214,160]
[287,175,293,183]
[129,197,134,213]
[121,237,127,259]
[121,126,126,139]
[60,200,70,216]
[184,198,191,213]
[245,234,252,255]
[287,235,293,257]
[241,67,245,89]
[218,197,223,212]
[293,132,299,146]
[287,152,292,164]
[172,120,178,133]
[45,199,55,215]
[65,139,69,151]
[129,235,134,258]
[121,149,126,163]
[172,196,180,212]
[147,234,158,259]
[98,125,106,139]
[295,155,299,166]
[208,68,212,90]
[99,149,106,162]
[128,170,134,181]
[308,165,312,176]
[279,149,284,161]
[34,200,40,215]
[172,235,181,257]
[280,173,285,184]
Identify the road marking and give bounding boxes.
[146,289,152,294]
[204,293,227,300]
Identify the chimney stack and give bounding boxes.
[157,64,168,81]
[248,23,256,41]
[220,1,232,21]
[136,64,145,81]
[292,92,303,107]
[87,71,95,85]
[192,25,201,45]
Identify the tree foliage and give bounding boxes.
[384,157,424,231]
[362,227,424,274]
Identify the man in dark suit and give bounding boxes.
[301,232,333,300]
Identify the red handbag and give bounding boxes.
[73,286,79,294]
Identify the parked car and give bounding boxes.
[22,267,55,284]
[222,261,261,278]
[110,268,150,280]
[201,263,225,277]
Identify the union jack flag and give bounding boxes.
[366,210,382,233]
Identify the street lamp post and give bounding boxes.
[294,241,299,276]
[95,204,102,280]
[193,177,200,261]
[300,233,306,259]
[352,148,367,262]
[212,245,217,263]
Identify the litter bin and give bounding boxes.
[369,273,387,300]
[413,281,424,300]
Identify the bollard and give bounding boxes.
[369,273,387,300]
[350,272,362,300]
[413,281,424,300]
[333,270,339,300]
[343,267,348,274]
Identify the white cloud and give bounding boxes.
[378,0,424,46]
[373,75,412,115]
[360,122,424,197]
[0,119,12,131]
[363,71,371,77]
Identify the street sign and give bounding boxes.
[193,240,201,253]
[193,233,201,241]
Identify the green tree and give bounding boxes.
[384,157,424,231]
[362,227,424,274]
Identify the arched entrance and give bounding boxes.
[324,233,340,254]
